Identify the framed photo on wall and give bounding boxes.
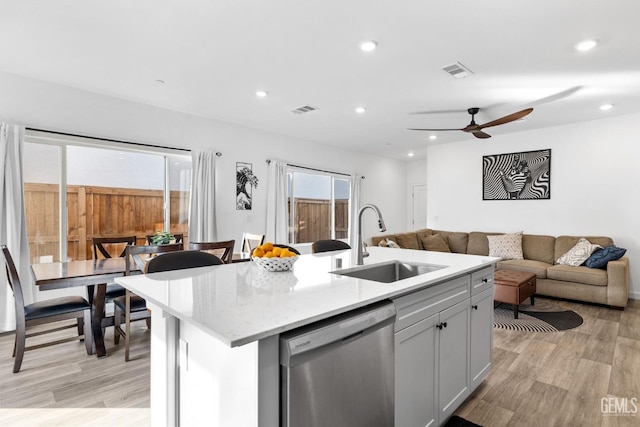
[236,162,259,210]
[482,149,551,200]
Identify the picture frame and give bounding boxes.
[482,149,551,200]
[236,162,259,210]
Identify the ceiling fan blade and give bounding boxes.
[407,128,463,131]
[472,131,491,139]
[478,108,533,129]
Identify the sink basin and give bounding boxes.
[331,260,447,283]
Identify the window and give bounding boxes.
[23,130,191,263]
[286,168,350,244]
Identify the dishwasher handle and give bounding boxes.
[280,302,396,363]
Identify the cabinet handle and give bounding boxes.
[436,323,442,330]
[482,278,488,283]
[442,322,447,328]
[472,305,478,310]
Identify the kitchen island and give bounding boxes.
[115,247,497,426]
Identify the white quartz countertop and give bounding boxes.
[115,247,497,347]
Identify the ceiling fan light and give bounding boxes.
[575,39,598,52]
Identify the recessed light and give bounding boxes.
[408,152,414,157]
[360,40,378,52]
[429,135,437,140]
[255,90,268,98]
[355,107,366,114]
[599,103,614,111]
[575,38,598,52]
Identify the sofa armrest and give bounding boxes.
[606,257,629,308]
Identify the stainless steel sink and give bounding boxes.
[331,260,447,283]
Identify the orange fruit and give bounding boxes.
[252,247,265,257]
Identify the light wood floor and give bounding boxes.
[456,297,640,427]
[1,298,639,427]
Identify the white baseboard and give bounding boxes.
[628,291,640,300]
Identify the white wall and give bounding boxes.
[0,71,408,252]
[425,113,640,299]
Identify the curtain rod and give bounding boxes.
[266,159,364,179]
[26,127,222,156]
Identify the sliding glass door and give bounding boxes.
[23,131,191,263]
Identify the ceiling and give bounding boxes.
[2,0,639,160]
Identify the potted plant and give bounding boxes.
[150,230,175,245]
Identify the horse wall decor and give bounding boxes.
[236,162,259,210]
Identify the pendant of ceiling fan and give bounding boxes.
[408,107,533,139]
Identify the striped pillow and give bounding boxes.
[556,238,602,266]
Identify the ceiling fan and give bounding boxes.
[408,107,533,139]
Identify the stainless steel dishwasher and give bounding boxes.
[280,301,396,427]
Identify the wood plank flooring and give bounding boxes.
[456,298,640,427]
[1,297,638,426]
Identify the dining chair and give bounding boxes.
[91,236,137,323]
[189,240,236,264]
[2,245,93,373]
[311,239,351,254]
[146,233,184,248]
[114,245,218,361]
[241,232,265,253]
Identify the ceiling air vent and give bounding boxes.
[442,62,474,79]
[292,105,319,114]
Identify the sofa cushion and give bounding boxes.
[370,234,396,246]
[432,230,469,254]
[467,231,501,256]
[487,232,524,260]
[547,265,608,287]
[522,234,556,264]
[395,232,421,250]
[497,259,550,279]
[415,229,433,248]
[556,238,601,266]
[554,236,613,264]
[583,245,627,269]
[421,234,451,252]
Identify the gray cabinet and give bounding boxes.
[393,268,494,427]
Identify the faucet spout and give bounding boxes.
[356,204,386,265]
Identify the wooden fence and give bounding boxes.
[290,198,348,243]
[25,183,188,262]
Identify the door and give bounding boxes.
[411,184,428,230]
[470,288,493,389]
[438,301,470,421]
[395,313,439,427]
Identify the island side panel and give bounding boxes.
[149,303,178,427]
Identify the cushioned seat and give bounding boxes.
[546,265,608,287]
[497,260,551,279]
[113,295,148,313]
[24,296,91,320]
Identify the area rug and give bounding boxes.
[444,415,482,427]
[494,299,583,332]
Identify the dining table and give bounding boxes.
[31,257,133,358]
[31,251,253,358]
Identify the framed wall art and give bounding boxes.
[482,149,551,200]
[236,162,259,210]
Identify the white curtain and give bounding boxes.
[189,150,217,242]
[1,123,33,332]
[265,160,288,244]
[348,174,362,249]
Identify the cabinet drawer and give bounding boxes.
[471,266,494,295]
[393,275,470,332]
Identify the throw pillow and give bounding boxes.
[377,239,388,247]
[556,238,602,266]
[421,234,451,253]
[487,232,524,260]
[583,245,626,269]
[386,239,401,248]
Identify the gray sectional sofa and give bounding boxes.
[368,229,629,309]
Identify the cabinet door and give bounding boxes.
[470,287,493,390]
[438,301,470,421]
[395,313,439,427]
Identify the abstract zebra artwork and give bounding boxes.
[483,149,551,200]
[236,162,259,210]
